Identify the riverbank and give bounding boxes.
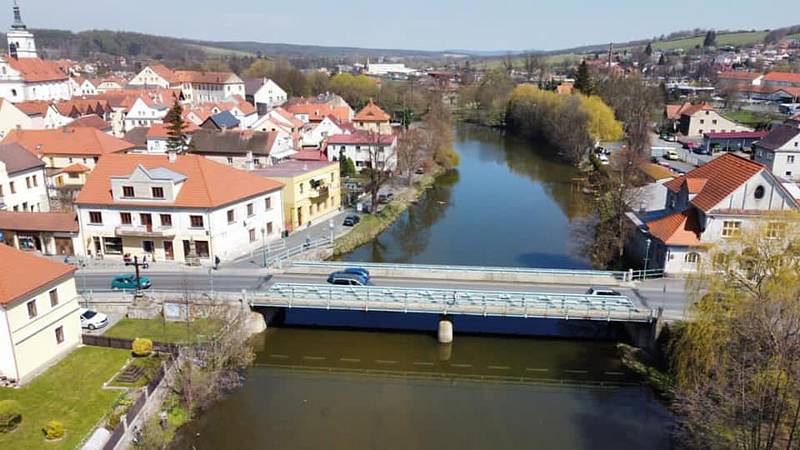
[333,164,447,256]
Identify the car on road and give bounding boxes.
[597,154,610,165]
[111,274,151,290]
[693,146,711,155]
[343,215,361,226]
[673,166,687,175]
[415,167,425,175]
[585,287,623,297]
[659,132,677,142]
[663,150,680,161]
[327,271,371,286]
[343,267,370,280]
[681,141,698,151]
[378,193,395,204]
[79,308,109,330]
[63,255,83,266]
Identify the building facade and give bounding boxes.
[0,142,49,212]
[753,125,800,182]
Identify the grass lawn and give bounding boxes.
[104,318,222,344]
[0,346,129,450]
[650,31,768,51]
[722,109,780,128]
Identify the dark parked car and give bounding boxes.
[343,267,370,280]
[327,271,370,286]
[378,193,395,204]
[343,215,361,226]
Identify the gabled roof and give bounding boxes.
[328,132,396,145]
[244,77,266,96]
[145,122,198,139]
[0,142,44,174]
[58,162,91,174]
[123,127,149,148]
[680,102,714,117]
[175,70,240,85]
[717,71,762,80]
[2,128,135,157]
[271,107,304,128]
[665,102,693,120]
[190,129,277,157]
[755,125,800,151]
[75,154,282,208]
[148,64,179,84]
[6,57,68,82]
[663,153,765,212]
[645,209,702,246]
[763,72,800,84]
[0,211,78,233]
[354,100,390,122]
[286,102,333,122]
[202,110,240,129]
[0,244,75,306]
[14,100,51,116]
[66,114,111,131]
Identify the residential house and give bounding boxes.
[715,71,764,90]
[753,125,800,181]
[176,70,245,104]
[252,107,303,136]
[353,100,392,135]
[0,98,32,137]
[144,122,198,154]
[630,154,799,275]
[245,78,287,115]
[95,76,127,92]
[0,142,48,211]
[0,211,81,255]
[123,93,171,132]
[127,64,180,89]
[301,115,346,148]
[0,244,81,384]
[254,160,340,233]
[327,132,398,172]
[200,110,240,130]
[761,72,800,90]
[69,77,97,96]
[74,153,284,263]
[67,114,113,134]
[189,128,295,168]
[286,100,334,124]
[14,101,72,129]
[677,102,752,137]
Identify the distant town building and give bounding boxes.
[244,78,287,115]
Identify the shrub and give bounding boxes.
[43,420,65,440]
[0,400,21,433]
[132,338,153,357]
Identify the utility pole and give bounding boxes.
[125,255,148,295]
[643,237,652,281]
[261,227,267,268]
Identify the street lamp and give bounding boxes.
[261,227,267,268]
[643,237,652,280]
[328,219,334,245]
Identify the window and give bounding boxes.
[27,300,37,318]
[267,221,274,235]
[699,119,704,124]
[265,197,272,210]
[120,212,132,224]
[195,241,210,258]
[299,183,304,194]
[49,289,59,307]
[684,252,700,264]
[9,181,15,194]
[26,176,31,188]
[227,209,235,224]
[766,222,786,239]
[698,129,703,134]
[247,203,254,217]
[32,175,37,187]
[122,186,135,197]
[160,214,172,227]
[249,229,256,242]
[722,221,742,238]
[754,185,765,199]
[788,155,795,164]
[103,237,123,255]
[89,211,102,224]
[190,215,204,228]
[152,187,164,199]
[227,157,234,165]
[712,119,718,125]
[55,326,64,344]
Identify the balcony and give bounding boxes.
[310,185,330,204]
[115,224,176,238]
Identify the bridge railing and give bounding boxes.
[253,283,656,323]
[288,260,622,277]
[265,237,332,267]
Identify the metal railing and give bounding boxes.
[251,283,656,323]
[265,237,332,267]
[627,268,666,281]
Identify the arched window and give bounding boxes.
[685,252,700,264]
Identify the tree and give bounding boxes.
[644,42,653,57]
[164,100,191,153]
[672,216,800,450]
[339,149,355,178]
[596,76,663,155]
[362,132,394,212]
[574,60,593,95]
[329,73,378,110]
[396,129,429,185]
[703,30,717,48]
[579,95,625,143]
[306,71,330,96]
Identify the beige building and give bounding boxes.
[254,159,340,233]
[0,244,80,384]
[678,103,752,137]
[353,100,392,135]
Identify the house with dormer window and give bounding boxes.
[74,153,284,263]
[629,154,799,274]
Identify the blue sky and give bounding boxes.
[13,0,800,51]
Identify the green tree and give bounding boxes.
[574,60,593,95]
[164,100,191,153]
[644,42,653,57]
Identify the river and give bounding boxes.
[172,125,674,449]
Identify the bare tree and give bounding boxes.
[396,129,429,186]
[364,131,394,212]
[596,76,663,155]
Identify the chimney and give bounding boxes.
[167,150,177,163]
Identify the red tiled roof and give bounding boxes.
[665,102,694,120]
[0,244,75,306]
[148,64,179,84]
[13,100,50,116]
[663,153,765,212]
[2,128,135,157]
[291,150,328,161]
[703,131,769,139]
[66,115,111,131]
[645,209,702,246]
[680,102,714,117]
[6,57,68,82]
[145,122,198,139]
[0,211,78,232]
[59,162,91,174]
[327,133,396,145]
[717,71,762,80]
[354,100,390,122]
[763,72,800,84]
[75,154,283,208]
[175,70,238,84]
[286,102,334,122]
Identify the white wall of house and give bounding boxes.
[183,81,245,105]
[128,67,171,88]
[124,98,167,131]
[0,100,32,138]
[329,141,398,172]
[684,110,752,137]
[42,106,73,129]
[0,276,81,383]
[146,137,168,154]
[252,79,287,113]
[0,164,49,212]
[229,107,257,129]
[754,135,800,181]
[301,117,343,148]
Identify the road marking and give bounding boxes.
[412,361,434,366]
[564,369,589,374]
[604,371,625,376]
[302,356,325,361]
[525,368,549,372]
[340,358,361,363]
[450,363,473,368]
[269,354,289,359]
[375,359,397,365]
[487,365,511,370]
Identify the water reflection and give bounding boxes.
[341,124,592,268]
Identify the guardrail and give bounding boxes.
[251,283,656,323]
[265,237,332,268]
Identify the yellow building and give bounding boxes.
[0,244,81,384]
[255,159,340,233]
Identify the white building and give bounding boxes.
[244,78,287,115]
[124,95,170,132]
[176,71,245,105]
[190,128,295,168]
[327,132,397,172]
[74,153,284,263]
[127,64,180,89]
[0,142,49,212]
[69,77,97,96]
[753,125,800,182]
[365,63,418,77]
[0,98,32,137]
[0,244,81,384]
[677,102,752,137]
[301,116,345,148]
[630,154,799,275]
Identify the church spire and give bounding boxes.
[11,1,26,30]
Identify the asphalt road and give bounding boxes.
[77,270,690,321]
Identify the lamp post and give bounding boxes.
[261,227,267,268]
[328,219,334,245]
[643,237,652,280]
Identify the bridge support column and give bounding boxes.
[438,317,453,344]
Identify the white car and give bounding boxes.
[597,154,610,165]
[585,287,623,297]
[79,308,109,330]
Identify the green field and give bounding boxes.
[649,31,768,51]
[104,318,222,344]
[0,347,129,450]
[186,43,255,57]
[722,109,782,128]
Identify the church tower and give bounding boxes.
[7,1,37,59]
